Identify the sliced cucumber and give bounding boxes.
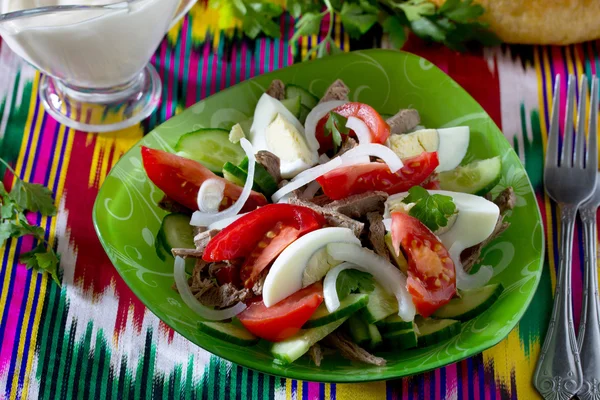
[281,96,302,119]
[237,157,279,197]
[415,317,461,347]
[298,104,311,124]
[304,294,368,328]
[155,213,196,273]
[438,156,502,195]
[384,233,408,274]
[433,283,503,321]
[285,84,318,109]
[175,128,245,173]
[376,314,413,333]
[360,282,399,324]
[346,315,370,346]
[271,318,347,365]
[383,327,418,350]
[198,321,259,346]
[366,322,383,349]
[155,213,195,259]
[222,162,248,187]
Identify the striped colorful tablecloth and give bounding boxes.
[1,3,599,399]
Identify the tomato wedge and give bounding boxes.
[141,147,267,212]
[315,102,390,152]
[240,222,300,288]
[391,212,456,317]
[237,282,324,342]
[203,204,326,262]
[316,152,439,200]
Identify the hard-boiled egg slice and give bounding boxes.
[250,93,318,179]
[262,227,360,307]
[387,126,469,173]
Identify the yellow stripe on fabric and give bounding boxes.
[21,126,75,398]
[336,382,386,399]
[8,74,57,400]
[285,379,292,399]
[334,15,341,49]
[88,133,102,188]
[482,46,555,399]
[301,35,308,61]
[324,383,331,399]
[0,74,40,318]
[541,46,558,291]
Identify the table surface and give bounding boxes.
[0,3,598,399]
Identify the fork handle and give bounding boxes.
[534,203,583,399]
[578,205,600,399]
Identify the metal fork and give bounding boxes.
[577,75,600,400]
[534,74,598,399]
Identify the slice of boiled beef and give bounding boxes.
[288,197,364,237]
[158,195,192,214]
[386,109,421,134]
[266,79,285,100]
[325,191,388,219]
[319,79,350,103]
[366,212,390,261]
[256,150,282,184]
[323,332,386,366]
[308,344,324,367]
[194,228,220,252]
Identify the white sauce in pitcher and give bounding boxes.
[0,0,180,88]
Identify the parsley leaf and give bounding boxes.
[336,269,375,300]
[0,157,61,286]
[322,112,350,152]
[20,244,60,285]
[382,15,407,49]
[9,179,56,216]
[286,0,322,19]
[231,0,283,39]
[340,3,378,39]
[403,186,456,232]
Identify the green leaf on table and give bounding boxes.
[340,3,378,38]
[286,0,322,19]
[410,17,446,41]
[9,179,56,216]
[382,15,407,49]
[403,186,456,232]
[1,201,15,219]
[291,12,324,43]
[397,0,436,22]
[14,215,45,238]
[20,243,60,285]
[0,220,14,248]
[439,0,484,23]
[336,269,375,300]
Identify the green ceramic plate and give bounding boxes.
[93,49,544,383]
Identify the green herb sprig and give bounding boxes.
[403,186,456,232]
[221,0,500,60]
[322,111,350,152]
[0,158,60,285]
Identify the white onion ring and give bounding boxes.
[207,212,247,231]
[326,242,416,321]
[197,179,225,213]
[346,116,372,144]
[174,256,246,320]
[449,243,493,290]
[271,157,343,202]
[341,143,404,173]
[301,181,322,199]
[318,154,331,164]
[382,218,392,232]
[304,101,348,151]
[191,138,255,226]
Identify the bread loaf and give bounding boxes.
[430,0,600,45]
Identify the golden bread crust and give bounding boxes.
[430,0,600,45]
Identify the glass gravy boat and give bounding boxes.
[0,0,195,132]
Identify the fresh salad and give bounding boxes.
[143,79,515,367]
